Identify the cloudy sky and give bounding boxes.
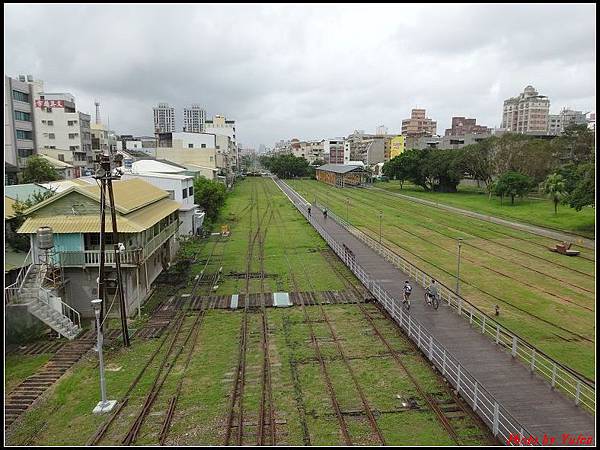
[5,3,596,149]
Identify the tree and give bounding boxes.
[493,171,533,205]
[541,173,567,214]
[193,177,227,223]
[10,189,57,252]
[460,140,495,190]
[262,154,310,178]
[21,155,60,183]
[564,163,595,211]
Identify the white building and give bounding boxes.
[587,112,595,131]
[204,114,236,145]
[158,131,216,149]
[183,104,206,133]
[32,92,93,177]
[121,171,204,236]
[153,102,175,133]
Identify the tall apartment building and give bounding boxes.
[401,109,437,137]
[5,75,43,169]
[324,138,348,164]
[153,103,175,133]
[587,112,595,132]
[183,104,206,133]
[445,117,489,136]
[33,92,93,177]
[501,85,550,134]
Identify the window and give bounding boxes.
[67,120,77,126]
[201,144,206,148]
[182,188,188,199]
[188,143,193,148]
[188,186,193,197]
[166,190,175,200]
[49,133,55,139]
[14,111,31,121]
[12,90,29,102]
[209,156,213,162]
[16,129,33,140]
[68,133,78,139]
[58,154,65,162]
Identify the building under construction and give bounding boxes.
[315,164,369,188]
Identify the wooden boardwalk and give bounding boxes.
[276,179,595,446]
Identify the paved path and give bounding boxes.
[368,186,595,250]
[276,179,595,446]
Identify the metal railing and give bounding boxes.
[312,199,595,415]
[38,286,81,331]
[273,178,535,444]
[4,248,33,304]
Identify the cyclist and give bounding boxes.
[425,278,439,306]
[403,280,412,307]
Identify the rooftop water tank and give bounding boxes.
[36,226,54,250]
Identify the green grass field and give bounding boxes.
[376,182,595,238]
[5,353,52,395]
[6,178,492,446]
[288,179,595,379]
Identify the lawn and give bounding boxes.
[5,177,492,446]
[288,179,595,378]
[376,181,595,239]
[5,353,53,395]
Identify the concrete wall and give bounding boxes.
[5,304,47,344]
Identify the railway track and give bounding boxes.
[88,235,224,445]
[270,177,380,445]
[321,248,497,445]
[304,184,594,344]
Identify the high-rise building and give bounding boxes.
[183,104,206,133]
[445,117,489,136]
[547,108,588,135]
[401,109,437,137]
[375,125,388,136]
[587,112,595,132]
[33,92,93,177]
[501,85,550,134]
[5,74,43,169]
[153,103,175,133]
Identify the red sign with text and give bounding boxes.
[35,99,64,108]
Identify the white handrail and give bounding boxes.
[39,287,81,330]
[308,195,595,414]
[273,177,558,444]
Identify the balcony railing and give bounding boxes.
[59,249,142,267]
[58,221,179,268]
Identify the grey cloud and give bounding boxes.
[4,3,596,148]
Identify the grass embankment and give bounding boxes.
[288,179,595,378]
[376,182,595,239]
[5,354,52,395]
[7,178,491,445]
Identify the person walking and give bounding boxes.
[307,205,312,217]
[323,208,328,219]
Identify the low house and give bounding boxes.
[39,153,76,179]
[315,163,369,187]
[14,178,181,323]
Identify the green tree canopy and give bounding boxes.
[260,154,310,178]
[193,177,227,223]
[493,171,533,205]
[21,155,61,183]
[540,173,567,214]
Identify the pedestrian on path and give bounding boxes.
[307,205,311,217]
[323,208,328,219]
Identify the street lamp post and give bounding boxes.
[379,211,383,244]
[456,238,463,295]
[91,298,116,414]
[346,198,350,222]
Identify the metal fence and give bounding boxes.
[310,198,595,415]
[274,178,535,444]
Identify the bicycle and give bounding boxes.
[424,289,439,310]
[402,291,411,311]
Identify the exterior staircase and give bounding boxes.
[6,261,82,340]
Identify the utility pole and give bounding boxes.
[94,152,130,347]
[456,238,463,295]
[379,211,383,244]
